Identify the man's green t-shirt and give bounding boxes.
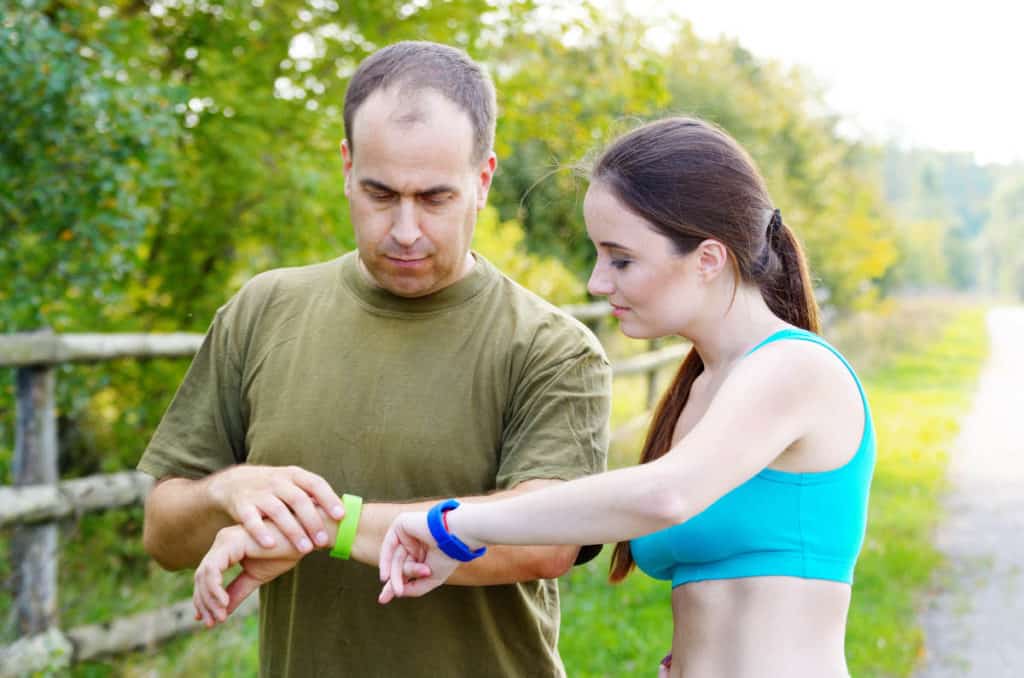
[138,252,611,677]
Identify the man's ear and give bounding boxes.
[476,152,498,210]
[696,239,729,281]
[340,140,353,197]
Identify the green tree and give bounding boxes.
[489,11,669,272]
[1,0,550,476]
[980,175,1024,298]
[0,4,177,333]
[473,206,586,304]
[882,147,997,290]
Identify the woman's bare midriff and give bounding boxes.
[666,576,851,678]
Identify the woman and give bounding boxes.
[377,117,875,677]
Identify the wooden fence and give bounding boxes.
[0,304,688,675]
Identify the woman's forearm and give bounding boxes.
[446,457,689,549]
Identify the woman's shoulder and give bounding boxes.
[716,332,863,428]
[743,329,859,383]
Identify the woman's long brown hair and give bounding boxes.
[598,118,822,582]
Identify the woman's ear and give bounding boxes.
[696,239,728,281]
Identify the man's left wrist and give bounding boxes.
[329,494,364,559]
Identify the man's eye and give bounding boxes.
[423,194,451,206]
[368,192,394,201]
[611,259,632,270]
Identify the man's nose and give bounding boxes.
[391,199,421,247]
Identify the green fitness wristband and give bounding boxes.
[329,494,363,560]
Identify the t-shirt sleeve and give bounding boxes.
[496,325,611,490]
[136,301,248,480]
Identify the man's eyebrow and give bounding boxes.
[359,178,396,193]
[358,178,457,197]
[417,185,457,198]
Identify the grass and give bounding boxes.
[843,305,989,676]
[558,300,991,677]
[0,299,990,676]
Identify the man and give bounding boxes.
[139,41,611,677]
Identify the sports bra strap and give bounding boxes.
[746,328,869,412]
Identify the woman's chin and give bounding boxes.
[617,320,657,340]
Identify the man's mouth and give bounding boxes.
[385,255,429,267]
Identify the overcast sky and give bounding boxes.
[607,0,1022,165]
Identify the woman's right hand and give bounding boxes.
[378,511,460,603]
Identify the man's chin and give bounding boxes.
[388,283,436,298]
[377,271,440,298]
[359,259,430,295]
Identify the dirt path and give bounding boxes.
[914,307,1024,677]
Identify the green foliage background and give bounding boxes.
[2,0,975,481]
[1,0,1021,674]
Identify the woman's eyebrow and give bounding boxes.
[600,240,633,253]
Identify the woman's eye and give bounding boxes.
[611,259,632,270]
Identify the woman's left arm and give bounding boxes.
[380,343,822,599]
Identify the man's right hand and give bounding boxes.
[193,520,432,628]
[207,465,345,554]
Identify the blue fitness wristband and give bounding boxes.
[426,499,487,562]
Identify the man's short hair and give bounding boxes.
[343,41,497,164]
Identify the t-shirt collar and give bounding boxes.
[339,250,494,314]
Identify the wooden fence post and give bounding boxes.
[11,358,59,636]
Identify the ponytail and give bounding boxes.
[760,219,820,333]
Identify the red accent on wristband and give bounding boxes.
[442,509,450,531]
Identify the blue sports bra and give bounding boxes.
[630,328,875,588]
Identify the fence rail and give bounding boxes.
[0,471,155,528]
[0,596,259,677]
[0,302,686,673]
[0,332,205,368]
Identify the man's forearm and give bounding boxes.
[147,475,581,582]
[142,476,233,570]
